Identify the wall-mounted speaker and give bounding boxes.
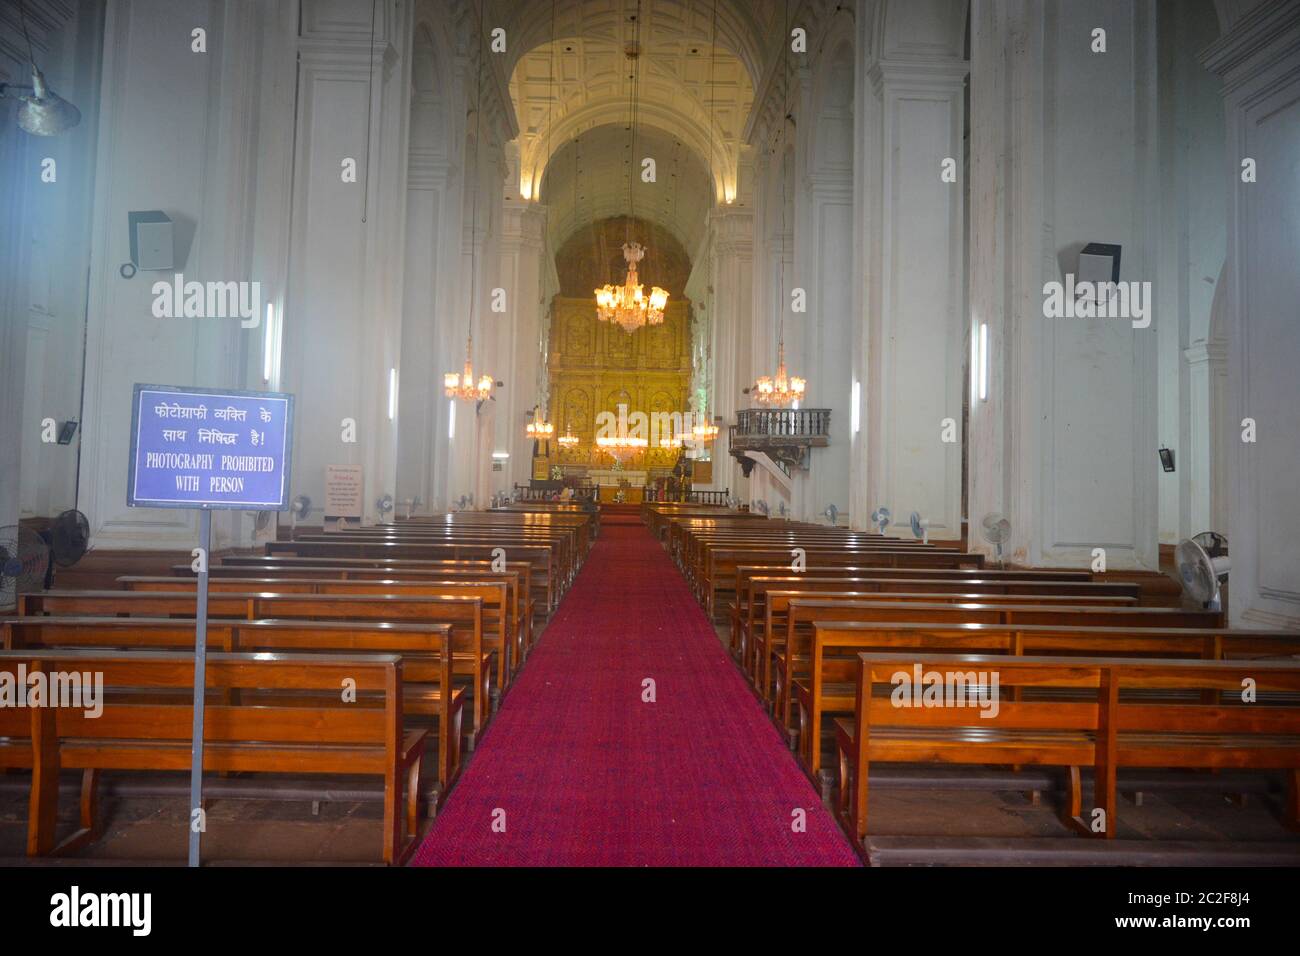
[1077,242,1121,287]
[128,210,174,271]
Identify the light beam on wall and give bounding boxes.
[262,302,275,383]
[978,323,989,402]
[851,380,860,434]
[388,368,398,421]
[448,399,456,439]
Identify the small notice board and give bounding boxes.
[128,384,293,509]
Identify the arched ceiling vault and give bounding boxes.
[493,0,776,87]
[541,123,713,259]
[505,1,764,205]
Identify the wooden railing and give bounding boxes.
[733,408,831,440]
[645,488,731,506]
[513,483,597,502]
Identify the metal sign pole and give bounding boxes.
[187,507,212,868]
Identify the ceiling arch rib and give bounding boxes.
[510,34,752,205]
[492,0,776,89]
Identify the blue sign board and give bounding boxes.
[127,384,294,510]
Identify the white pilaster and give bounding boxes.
[1202,0,1300,626]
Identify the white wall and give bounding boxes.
[1203,0,1300,627]
[1155,0,1226,544]
[3,0,102,534]
[78,0,284,550]
[968,0,1162,570]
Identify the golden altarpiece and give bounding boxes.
[542,296,695,491]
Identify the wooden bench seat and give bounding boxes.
[2,615,465,789]
[0,648,428,864]
[774,600,1221,734]
[699,548,985,620]
[729,569,1137,653]
[302,529,578,591]
[794,620,1300,779]
[225,552,554,614]
[121,572,534,657]
[18,589,497,742]
[833,652,1300,847]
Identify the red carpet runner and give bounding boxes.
[410,522,859,866]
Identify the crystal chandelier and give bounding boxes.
[526,405,554,439]
[752,342,805,407]
[558,422,579,447]
[595,242,669,333]
[444,334,493,402]
[692,414,720,442]
[596,434,648,459]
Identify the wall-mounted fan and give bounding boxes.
[376,494,394,518]
[980,512,1011,566]
[1191,531,1228,559]
[870,506,891,534]
[726,496,740,509]
[1176,533,1230,611]
[754,499,770,516]
[777,501,787,519]
[289,494,312,531]
[909,511,931,545]
[403,496,423,519]
[39,509,89,588]
[455,494,472,512]
[246,510,274,534]
[823,504,840,526]
[0,525,49,611]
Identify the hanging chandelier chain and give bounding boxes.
[444,0,494,403]
[592,0,668,336]
[626,0,645,245]
[778,0,790,355]
[469,0,486,348]
[749,0,804,409]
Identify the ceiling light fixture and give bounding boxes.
[0,1,82,136]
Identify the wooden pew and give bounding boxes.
[307,526,579,589]
[732,571,1140,662]
[274,535,565,594]
[2,615,464,789]
[770,598,1220,727]
[18,589,497,742]
[178,559,540,629]
[834,652,1300,846]
[122,571,533,656]
[796,620,1300,780]
[241,549,556,614]
[699,547,985,620]
[392,511,593,562]
[1,648,428,864]
[729,567,1135,653]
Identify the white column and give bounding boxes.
[707,206,753,495]
[497,199,549,493]
[968,0,1162,570]
[396,143,454,512]
[283,0,411,526]
[862,56,968,540]
[803,175,854,523]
